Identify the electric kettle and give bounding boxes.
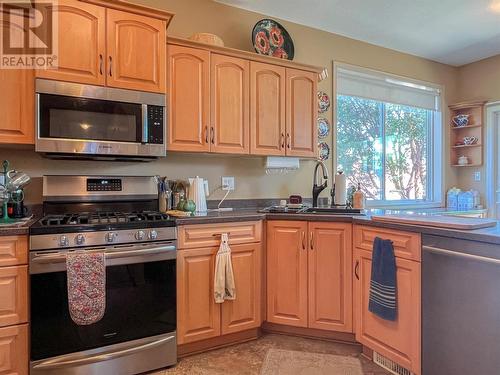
[188,177,209,212]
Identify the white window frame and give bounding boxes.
[332,62,444,209]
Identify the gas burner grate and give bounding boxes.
[39,211,171,227]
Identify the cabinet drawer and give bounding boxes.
[178,221,262,249]
[0,324,28,375]
[353,225,421,261]
[0,236,28,267]
[0,266,28,327]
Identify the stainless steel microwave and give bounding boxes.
[35,79,166,160]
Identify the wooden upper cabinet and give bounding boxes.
[210,54,249,154]
[250,62,286,156]
[106,9,166,93]
[354,248,421,375]
[286,68,317,157]
[0,19,34,145]
[177,247,220,344]
[168,45,210,152]
[308,222,353,333]
[266,221,308,328]
[221,243,261,335]
[36,0,106,85]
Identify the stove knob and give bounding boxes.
[75,234,85,246]
[148,230,158,240]
[59,235,69,247]
[135,230,145,240]
[105,232,117,243]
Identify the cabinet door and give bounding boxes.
[0,266,28,328]
[167,45,210,152]
[0,324,28,375]
[221,243,261,334]
[0,21,34,145]
[308,222,353,332]
[210,54,249,154]
[266,221,308,327]
[354,248,421,375]
[250,62,286,156]
[285,68,317,157]
[106,9,166,93]
[177,247,220,344]
[36,0,106,85]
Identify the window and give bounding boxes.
[335,65,442,207]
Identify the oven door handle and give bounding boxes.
[31,334,175,370]
[31,243,176,264]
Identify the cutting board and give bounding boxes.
[371,215,498,230]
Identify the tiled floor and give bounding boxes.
[149,333,390,374]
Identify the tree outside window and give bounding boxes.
[336,95,431,203]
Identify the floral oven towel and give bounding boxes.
[66,251,106,326]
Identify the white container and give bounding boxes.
[446,188,461,210]
[188,177,209,213]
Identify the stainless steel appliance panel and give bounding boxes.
[422,235,500,375]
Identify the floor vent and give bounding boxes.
[373,351,413,375]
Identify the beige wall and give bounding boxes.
[455,54,500,200]
[0,0,460,205]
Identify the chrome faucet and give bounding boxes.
[312,161,329,207]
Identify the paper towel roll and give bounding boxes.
[334,172,347,205]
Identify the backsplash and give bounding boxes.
[0,148,318,205]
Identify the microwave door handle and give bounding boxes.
[141,104,148,143]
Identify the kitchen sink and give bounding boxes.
[301,207,365,215]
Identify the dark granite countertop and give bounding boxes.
[0,214,40,236]
[176,208,500,245]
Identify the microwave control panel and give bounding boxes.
[147,106,164,144]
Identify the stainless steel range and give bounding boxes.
[29,176,177,375]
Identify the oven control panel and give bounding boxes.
[87,178,122,192]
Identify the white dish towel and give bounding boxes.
[214,233,236,303]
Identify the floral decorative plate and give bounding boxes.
[318,91,330,113]
[318,142,330,161]
[317,117,330,139]
[252,19,294,60]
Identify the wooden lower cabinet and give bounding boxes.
[177,239,262,345]
[221,243,261,334]
[266,221,308,327]
[266,221,353,332]
[177,246,220,344]
[308,222,353,332]
[0,324,28,375]
[353,228,421,375]
[0,266,28,328]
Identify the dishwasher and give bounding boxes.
[423,234,500,375]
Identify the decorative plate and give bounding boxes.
[318,142,330,161]
[252,19,294,60]
[318,91,330,113]
[317,117,330,139]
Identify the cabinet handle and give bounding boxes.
[210,127,215,144]
[99,54,103,75]
[280,132,285,149]
[355,260,360,280]
[109,56,113,77]
[205,126,209,144]
[310,231,314,250]
[301,231,306,250]
[286,133,291,149]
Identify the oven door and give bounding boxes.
[29,242,176,367]
[35,79,166,159]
